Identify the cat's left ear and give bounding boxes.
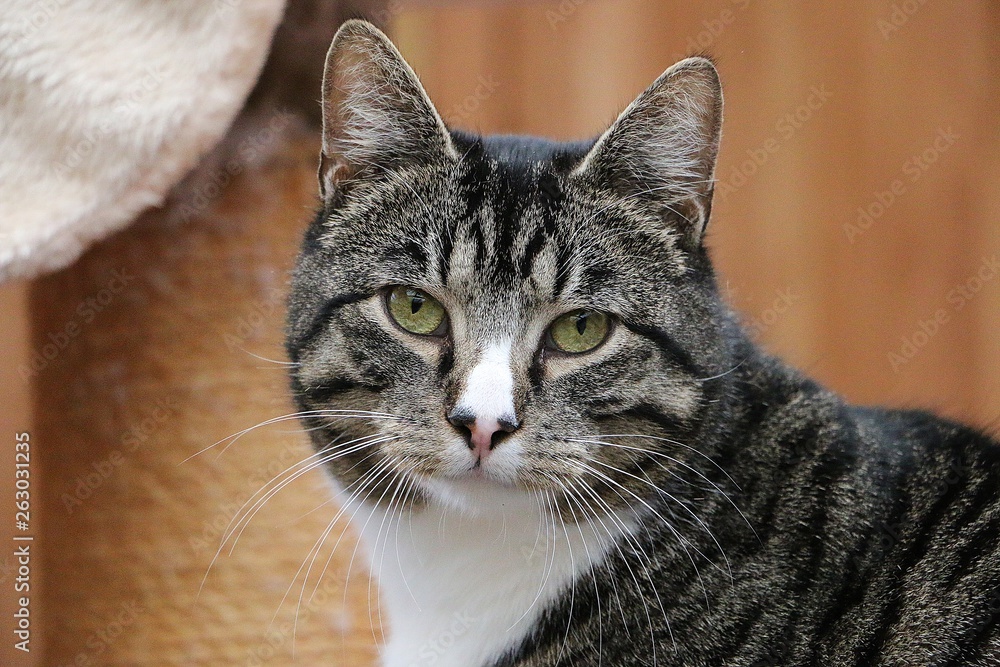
[576,57,722,247]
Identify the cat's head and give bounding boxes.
[287,20,732,515]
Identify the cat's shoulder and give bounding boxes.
[847,403,1000,474]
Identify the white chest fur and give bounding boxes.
[337,479,635,667]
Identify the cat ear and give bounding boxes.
[319,20,455,201]
[576,57,722,247]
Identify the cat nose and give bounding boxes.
[447,411,519,459]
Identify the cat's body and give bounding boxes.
[286,21,1000,666]
[500,353,1000,666]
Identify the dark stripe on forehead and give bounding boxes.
[459,150,489,220]
[520,171,564,281]
[450,132,590,287]
[437,219,455,283]
[451,140,491,279]
[520,226,548,280]
[582,263,614,291]
[470,216,488,273]
[537,170,562,215]
[621,320,702,378]
[553,243,575,299]
[494,179,518,270]
[489,165,531,281]
[385,240,428,269]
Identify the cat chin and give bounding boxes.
[414,475,539,519]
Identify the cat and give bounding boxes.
[285,19,1000,667]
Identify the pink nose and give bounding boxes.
[447,412,519,460]
[468,418,502,460]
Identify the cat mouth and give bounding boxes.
[457,465,509,485]
[443,462,520,489]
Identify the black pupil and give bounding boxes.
[575,312,588,335]
[409,293,424,314]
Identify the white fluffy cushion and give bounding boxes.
[0,0,287,281]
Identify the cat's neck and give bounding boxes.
[338,481,637,667]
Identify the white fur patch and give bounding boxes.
[455,342,516,423]
[338,482,636,667]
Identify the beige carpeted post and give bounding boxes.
[34,2,389,664]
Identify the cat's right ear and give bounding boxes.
[319,20,456,202]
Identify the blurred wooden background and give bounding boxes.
[1,0,998,664]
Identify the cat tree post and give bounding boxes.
[32,2,388,663]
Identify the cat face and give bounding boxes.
[287,21,728,515]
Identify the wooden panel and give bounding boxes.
[0,282,35,667]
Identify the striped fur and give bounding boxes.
[286,20,1000,666]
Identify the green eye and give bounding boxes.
[387,286,447,335]
[548,310,610,354]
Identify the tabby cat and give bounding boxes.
[285,20,1000,667]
